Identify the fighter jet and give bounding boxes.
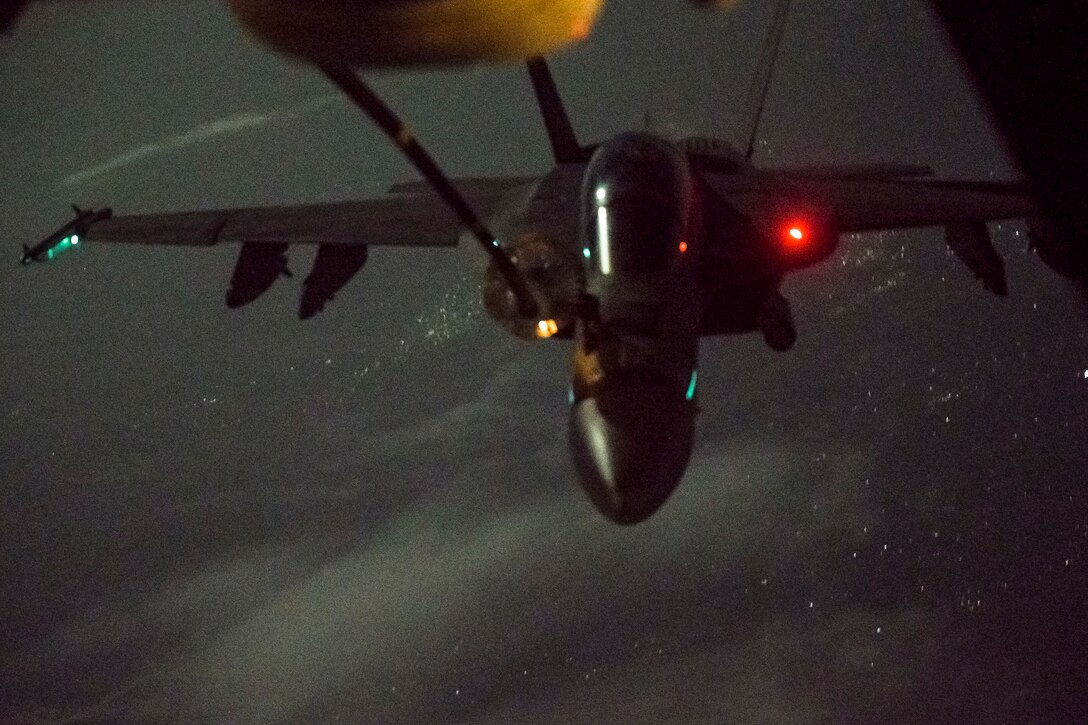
[21,2,1060,524]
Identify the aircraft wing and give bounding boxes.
[75,177,534,249]
[701,171,1042,297]
[22,176,534,318]
[712,173,1039,233]
[770,175,1038,232]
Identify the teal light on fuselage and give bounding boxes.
[685,370,698,401]
[582,247,591,259]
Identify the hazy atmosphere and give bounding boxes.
[2,1,1086,722]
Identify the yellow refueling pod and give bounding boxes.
[228,0,604,67]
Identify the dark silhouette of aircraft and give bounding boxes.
[19,1,1067,524]
[927,2,1087,299]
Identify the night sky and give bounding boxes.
[2,1,1087,723]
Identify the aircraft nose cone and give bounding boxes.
[569,384,694,524]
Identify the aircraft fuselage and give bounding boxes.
[483,132,808,522]
[567,133,702,523]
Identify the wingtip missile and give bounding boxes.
[20,206,111,266]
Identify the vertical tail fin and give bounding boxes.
[526,57,590,164]
[739,0,792,160]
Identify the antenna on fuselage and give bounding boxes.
[526,57,593,164]
[739,0,792,160]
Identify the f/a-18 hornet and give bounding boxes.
[22,2,1067,524]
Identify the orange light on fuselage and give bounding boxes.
[678,240,688,253]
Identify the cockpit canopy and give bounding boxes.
[581,133,692,275]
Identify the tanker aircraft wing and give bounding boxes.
[4,0,605,66]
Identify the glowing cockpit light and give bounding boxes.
[537,319,559,338]
[789,227,803,240]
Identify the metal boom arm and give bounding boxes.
[319,65,540,320]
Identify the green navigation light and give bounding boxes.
[45,235,78,261]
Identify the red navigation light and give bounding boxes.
[678,240,688,253]
[782,222,809,251]
[768,207,838,267]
